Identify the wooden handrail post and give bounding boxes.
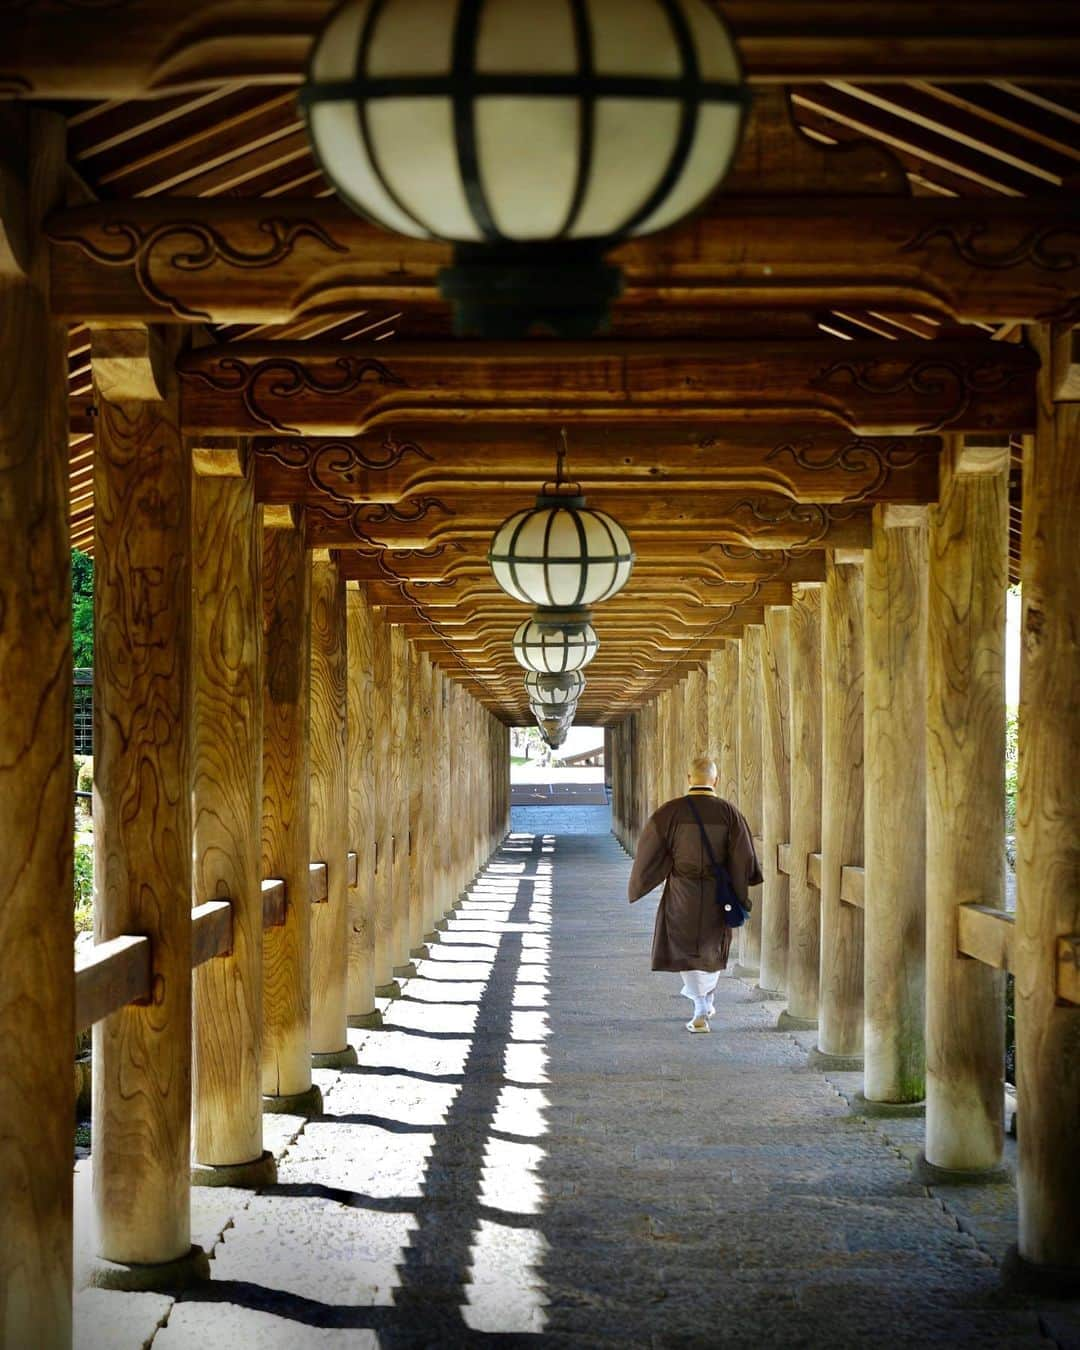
[814,556,866,1069]
[863,506,928,1110]
[191,452,276,1187]
[91,324,208,1288]
[733,624,764,979]
[0,108,74,1346]
[309,558,355,1069]
[759,606,792,997]
[261,526,320,1116]
[922,438,1010,1181]
[783,585,823,1029]
[1009,328,1080,1290]
[345,585,379,1029]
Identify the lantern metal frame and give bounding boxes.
[513,610,598,675]
[489,434,635,608]
[524,669,586,708]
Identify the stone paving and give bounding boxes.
[75,820,1079,1349]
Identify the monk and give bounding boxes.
[628,754,762,1033]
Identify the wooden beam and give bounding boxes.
[308,860,328,905]
[252,427,943,509]
[47,196,1080,327]
[179,340,1037,439]
[840,865,866,909]
[956,903,1015,973]
[261,878,286,929]
[4,4,1079,101]
[75,935,153,1036]
[191,899,234,967]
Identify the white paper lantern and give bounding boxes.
[525,670,586,707]
[513,613,598,674]
[490,494,634,608]
[301,0,747,334]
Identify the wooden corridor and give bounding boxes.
[75,824,1080,1348]
[0,8,1077,1347]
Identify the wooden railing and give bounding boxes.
[74,851,360,1035]
[772,840,1075,1005]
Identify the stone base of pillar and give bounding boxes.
[852,1091,925,1119]
[910,1151,1011,1188]
[87,1245,210,1293]
[312,1046,358,1070]
[748,985,785,1002]
[348,1009,384,1030]
[1001,1246,1080,1299]
[807,1046,864,1072]
[375,981,402,999]
[434,918,450,931]
[392,962,418,980]
[262,1084,324,1117]
[191,1150,277,1189]
[777,1011,818,1032]
[423,931,441,945]
[729,964,759,981]
[409,945,430,960]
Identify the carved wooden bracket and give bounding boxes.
[178,340,1036,439]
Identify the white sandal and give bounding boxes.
[685,1015,710,1034]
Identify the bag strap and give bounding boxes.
[684,794,721,872]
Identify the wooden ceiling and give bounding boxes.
[35,4,1078,724]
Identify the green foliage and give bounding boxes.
[74,842,94,933]
[71,549,94,667]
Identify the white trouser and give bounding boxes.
[680,970,720,1018]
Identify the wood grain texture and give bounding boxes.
[75,936,153,1035]
[345,586,376,1018]
[417,654,437,937]
[192,464,265,1167]
[190,901,233,968]
[430,668,450,922]
[0,110,72,1350]
[738,625,766,973]
[389,626,411,970]
[369,609,393,987]
[684,667,709,763]
[818,558,866,1059]
[260,526,312,1099]
[718,644,741,807]
[93,325,193,1266]
[1015,329,1080,1271]
[309,559,349,1054]
[926,451,1007,1172]
[864,510,928,1104]
[406,642,426,950]
[760,607,792,995]
[788,586,823,1022]
[957,906,1015,973]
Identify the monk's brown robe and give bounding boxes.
[628,790,762,973]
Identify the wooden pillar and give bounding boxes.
[706,652,722,771]
[261,526,319,1115]
[191,455,274,1186]
[389,627,412,979]
[759,606,792,997]
[309,558,354,1067]
[420,657,440,940]
[923,439,1009,1178]
[863,508,928,1108]
[408,648,429,954]
[1011,327,1080,1285]
[815,556,866,1067]
[432,670,452,923]
[784,586,823,1028]
[685,666,708,759]
[718,643,740,806]
[92,325,207,1281]
[370,609,394,993]
[735,624,764,978]
[0,109,73,1346]
[345,585,379,1028]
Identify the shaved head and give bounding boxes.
[688,755,718,786]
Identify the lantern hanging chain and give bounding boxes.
[544,427,582,498]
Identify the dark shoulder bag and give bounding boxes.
[685,796,749,929]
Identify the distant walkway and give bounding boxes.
[76,830,1077,1348]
